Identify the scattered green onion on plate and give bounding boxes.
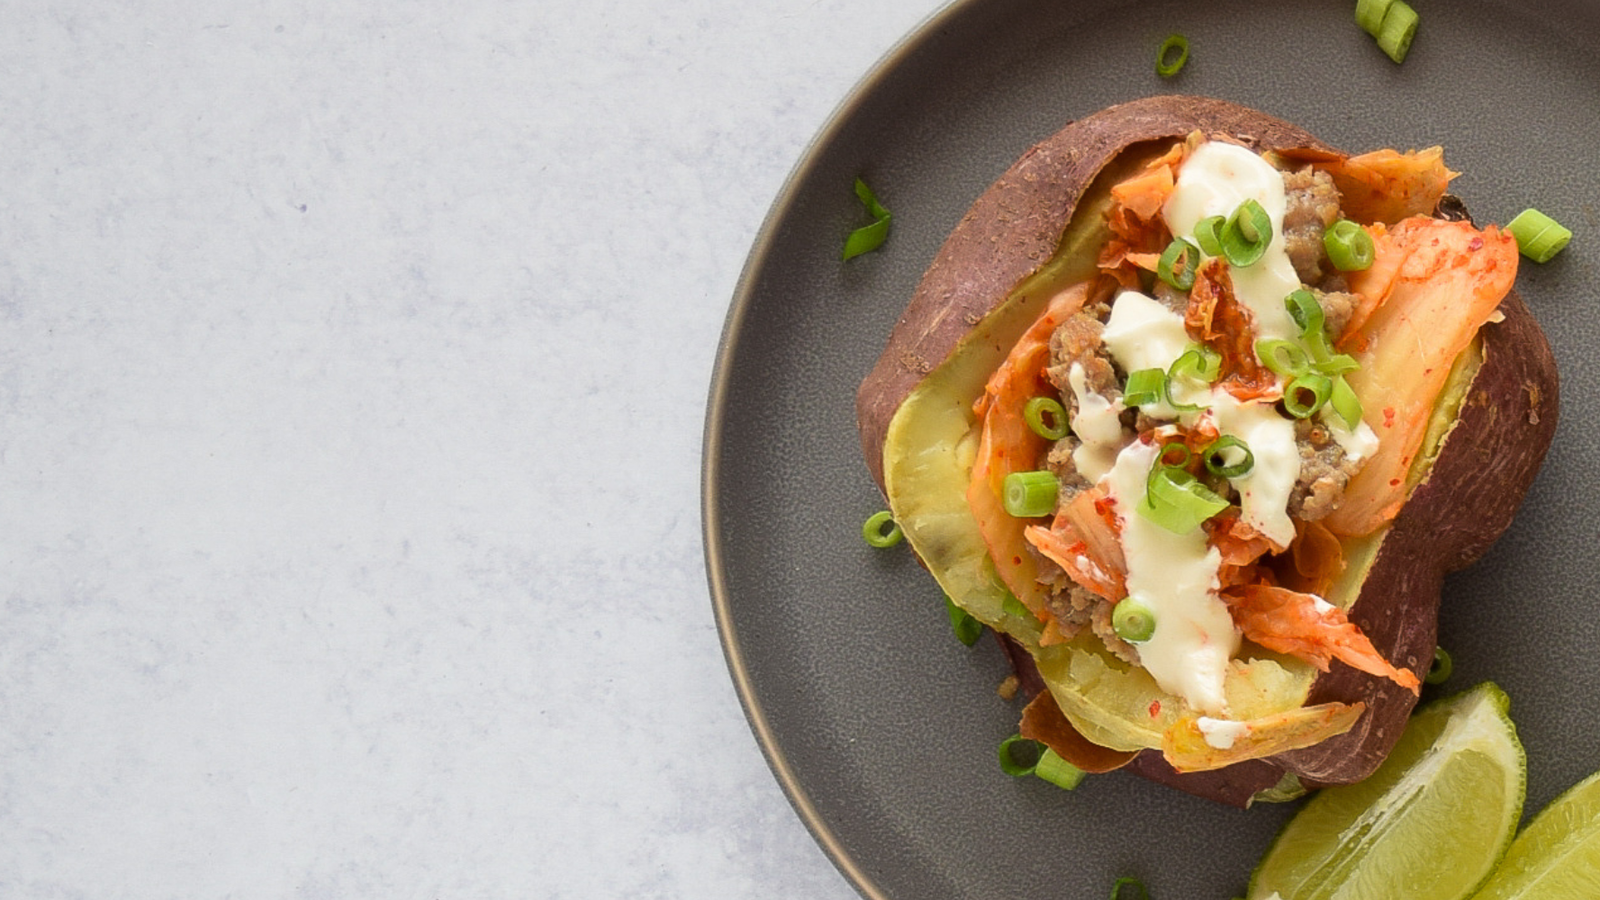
[843,177,892,260]
[1356,0,1419,63]
[1506,208,1572,263]
[1155,34,1189,78]
[861,510,903,548]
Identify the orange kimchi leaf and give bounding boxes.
[967,284,1094,615]
[1316,147,1456,225]
[1024,524,1124,602]
[1186,259,1278,401]
[1222,584,1420,693]
[1323,218,1518,537]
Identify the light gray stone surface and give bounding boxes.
[0,0,944,895]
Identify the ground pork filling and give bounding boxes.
[1029,161,1368,665]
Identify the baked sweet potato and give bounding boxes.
[855,95,1558,805]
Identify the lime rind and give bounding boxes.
[1469,767,1600,899]
[1248,682,1525,900]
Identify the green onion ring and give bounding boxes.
[862,510,903,548]
[1169,344,1222,385]
[1164,344,1219,411]
[1285,289,1326,334]
[1002,470,1058,519]
[1111,877,1152,900]
[1033,748,1086,790]
[1155,34,1189,78]
[1221,199,1272,267]
[1256,338,1310,377]
[1156,442,1192,469]
[997,733,1041,777]
[1324,219,1376,271]
[1356,0,1394,35]
[1283,373,1334,419]
[1507,208,1573,263]
[1201,435,1254,479]
[1024,396,1070,441]
[1112,596,1157,643]
[1314,352,1360,376]
[1426,647,1453,685]
[1141,464,1228,534]
[1157,236,1200,290]
[1375,0,1419,63]
[1329,375,1363,429]
[997,734,1086,790]
[1124,367,1167,408]
[1193,215,1225,256]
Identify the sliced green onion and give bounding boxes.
[1256,338,1310,377]
[1426,646,1453,685]
[862,510,903,548]
[1324,219,1375,271]
[1193,215,1226,256]
[998,734,1087,790]
[1155,442,1192,469]
[1124,367,1168,408]
[998,733,1040,777]
[1284,373,1334,419]
[945,594,983,646]
[1141,465,1229,534]
[1034,748,1086,790]
[1221,199,1272,267]
[842,177,892,260]
[1155,33,1189,78]
[1163,345,1218,412]
[1169,344,1222,384]
[1285,289,1326,334]
[1329,375,1363,429]
[1506,208,1573,263]
[1157,237,1200,290]
[1201,435,1254,479]
[1355,0,1394,35]
[1003,470,1058,518]
[1314,351,1360,376]
[1375,0,1418,63]
[1024,396,1070,440]
[1111,877,1152,900]
[1112,596,1157,643]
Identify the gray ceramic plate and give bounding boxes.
[704,1,1597,896]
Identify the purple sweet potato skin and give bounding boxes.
[857,95,1560,804]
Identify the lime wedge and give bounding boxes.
[1468,767,1600,899]
[1249,682,1525,900]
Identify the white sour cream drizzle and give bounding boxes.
[1105,440,1238,715]
[1210,396,1299,548]
[1076,140,1384,721]
[1197,716,1251,750]
[1067,362,1127,483]
[1162,141,1301,345]
[1102,290,1192,374]
[1101,290,1304,549]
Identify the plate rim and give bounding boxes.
[699,2,971,895]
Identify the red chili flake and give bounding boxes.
[1149,700,1162,718]
[1383,407,1397,427]
[1390,478,1402,487]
